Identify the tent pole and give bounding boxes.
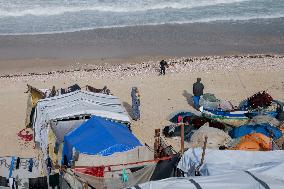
[154,129,161,158]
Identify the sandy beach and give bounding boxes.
[0,54,284,157]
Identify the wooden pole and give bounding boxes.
[180,123,184,154]
[154,129,161,158]
[195,136,208,176]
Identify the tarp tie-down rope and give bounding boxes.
[189,179,202,189]
[245,171,270,189]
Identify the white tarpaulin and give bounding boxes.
[128,169,284,189]
[177,148,284,177]
[32,90,130,159]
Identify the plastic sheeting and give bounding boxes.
[50,120,86,143]
[229,123,283,140]
[177,148,284,176]
[75,163,157,189]
[32,90,130,159]
[128,170,284,189]
[63,116,142,163]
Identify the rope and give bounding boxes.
[0,158,39,169]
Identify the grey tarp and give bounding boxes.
[129,166,284,189]
[50,120,86,143]
[178,148,284,176]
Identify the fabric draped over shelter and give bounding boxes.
[25,85,46,128]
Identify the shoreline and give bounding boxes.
[0,54,283,81]
[0,17,284,60]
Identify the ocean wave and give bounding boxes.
[1,15,283,36]
[0,0,248,17]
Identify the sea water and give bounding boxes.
[0,0,283,35]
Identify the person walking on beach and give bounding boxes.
[193,78,204,110]
[160,60,168,75]
[131,87,141,121]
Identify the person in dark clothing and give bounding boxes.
[16,157,20,169]
[160,60,168,75]
[192,78,204,109]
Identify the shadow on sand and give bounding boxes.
[123,101,134,120]
[182,90,194,108]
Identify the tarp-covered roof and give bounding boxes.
[32,90,130,159]
[63,116,142,163]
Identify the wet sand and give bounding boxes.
[0,18,284,62]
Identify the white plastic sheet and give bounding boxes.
[177,148,284,177]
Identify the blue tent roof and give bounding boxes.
[62,116,142,163]
[229,123,282,140]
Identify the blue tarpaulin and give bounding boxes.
[229,123,283,140]
[62,116,142,163]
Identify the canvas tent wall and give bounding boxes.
[63,116,142,164]
[75,146,154,167]
[32,90,130,159]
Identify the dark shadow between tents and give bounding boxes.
[183,90,194,107]
[123,101,134,120]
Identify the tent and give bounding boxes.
[229,123,283,140]
[129,170,284,189]
[62,116,142,163]
[32,90,130,159]
[177,148,284,176]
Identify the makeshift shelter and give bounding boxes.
[61,154,180,189]
[229,123,283,140]
[129,170,284,189]
[32,90,130,159]
[178,148,284,178]
[231,133,272,151]
[62,116,142,164]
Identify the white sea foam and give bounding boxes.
[0,0,283,34]
[0,0,248,17]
